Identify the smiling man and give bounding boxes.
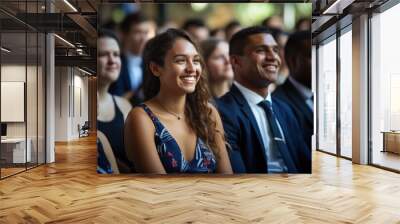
[216,26,311,173]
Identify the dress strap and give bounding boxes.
[111,95,124,120]
[138,103,164,131]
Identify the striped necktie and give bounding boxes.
[257,100,288,173]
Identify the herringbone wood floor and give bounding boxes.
[1,135,400,223]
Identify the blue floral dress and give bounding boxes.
[140,104,217,173]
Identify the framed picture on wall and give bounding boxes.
[1,81,25,122]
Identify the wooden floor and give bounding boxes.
[1,163,44,178]
[1,135,400,223]
[1,167,26,178]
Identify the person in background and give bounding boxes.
[102,20,118,34]
[273,31,313,149]
[200,38,233,98]
[124,29,232,174]
[157,21,179,34]
[210,28,226,40]
[262,15,284,31]
[295,18,311,31]
[224,20,241,41]
[216,26,311,173]
[182,18,209,43]
[109,13,153,106]
[97,29,133,174]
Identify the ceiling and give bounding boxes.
[0,0,99,73]
[7,0,389,72]
[312,0,390,43]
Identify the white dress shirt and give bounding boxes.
[234,82,287,172]
[126,53,143,92]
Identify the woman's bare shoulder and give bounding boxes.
[125,105,154,130]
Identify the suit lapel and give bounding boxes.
[230,85,266,156]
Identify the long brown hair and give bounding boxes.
[142,29,219,154]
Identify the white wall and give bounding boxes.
[55,66,69,141]
[72,73,89,137]
[54,66,89,141]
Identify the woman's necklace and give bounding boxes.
[156,99,183,120]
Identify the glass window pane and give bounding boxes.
[371,3,400,171]
[1,31,27,177]
[340,29,352,158]
[27,31,38,169]
[312,45,317,150]
[38,32,45,165]
[1,0,46,179]
[318,37,337,154]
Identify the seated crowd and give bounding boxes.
[97,13,312,174]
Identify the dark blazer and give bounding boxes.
[273,78,313,149]
[216,84,311,173]
[109,54,144,106]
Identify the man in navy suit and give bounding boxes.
[273,31,313,149]
[216,26,311,173]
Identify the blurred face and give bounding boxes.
[299,41,311,76]
[297,20,311,31]
[212,29,226,40]
[206,42,233,82]
[291,40,311,87]
[125,22,151,55]
[98,37,121,85]
[265,16,284,30]
[233,33,281,90]
[187,26,209,42]
[157,38,202,94]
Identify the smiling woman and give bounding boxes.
[97,29,133,174]
[124,29,233,174]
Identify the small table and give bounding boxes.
[381,131,400,154]
[1,138,31,163]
